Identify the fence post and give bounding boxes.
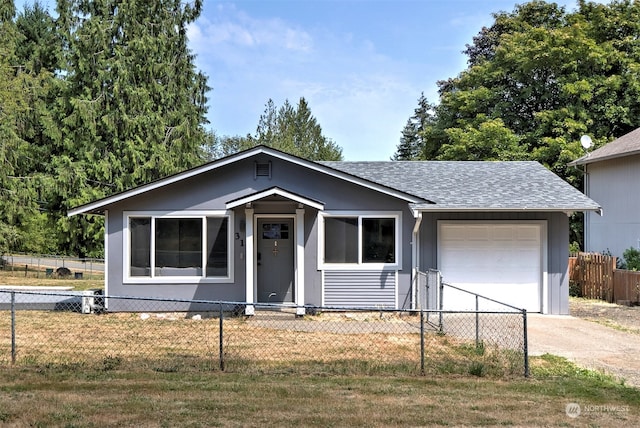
[420,309,425,376]
[438,279,444,333]
[11,292,16,365]
[475,295,479,349]
[522,309,529,378]
[219,302,225,371]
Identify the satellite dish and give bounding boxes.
[580,135,593,150]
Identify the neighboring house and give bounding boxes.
[570,127,640,260]
[69,146,599,315]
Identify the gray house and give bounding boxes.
[570,127,640,259]
[69,146,600,315]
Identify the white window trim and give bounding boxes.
[318,211,402,270]
[123,210,234,284]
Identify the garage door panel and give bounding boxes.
[439,223,543,312]
[493,226,518,240]
[516,226,540,241]
[466,226,490,240]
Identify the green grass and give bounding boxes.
[0,354,637,427]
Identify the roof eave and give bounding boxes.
[413,206,601,214]
[569,149,640,166]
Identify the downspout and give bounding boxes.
[411,210,423,310]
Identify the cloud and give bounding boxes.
[188,4,313,58]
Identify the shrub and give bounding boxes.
[569,241,580,254]
[623,247,640,271]
[569,281,581,297]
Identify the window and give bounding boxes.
[324,217,357,263]
[156,218,203,276]
[126,212,232,281]
[322,213,399,266]
[130,218,151,276]
[363,218,395,263]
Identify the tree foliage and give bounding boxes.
[392,93,435,160]
[395,0,640,190]
[46,0,210,256]
[0,0,47,254]
[208,98,343,161]
[0,0,211,257]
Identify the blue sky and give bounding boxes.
[24,0,589,160]
[190,0,589,160]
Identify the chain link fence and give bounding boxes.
[0,289,528,377]
[1,253,104,279]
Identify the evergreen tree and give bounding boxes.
[392,93,435,160]
[12,2,63,254]
[53,0,210,256]
[209,98,343,161]
[0,0,48,254]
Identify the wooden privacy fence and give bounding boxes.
[613,270,640,304]
[569,252,640,304]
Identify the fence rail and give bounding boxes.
[0,290,528,378]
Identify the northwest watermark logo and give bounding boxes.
[566,402,630,418]
[565,403,581,418]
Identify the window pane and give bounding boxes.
[262,223,289,239]
[130,217,151,276]
[207,217,228,277]
[363,218,395,263]
[324,217,358,263]
[155,218,202,276]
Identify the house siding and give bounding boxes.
[323,270,397,308]
[584,155,640,259]
[418,211,569,314]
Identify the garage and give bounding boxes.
[438,222,545,312]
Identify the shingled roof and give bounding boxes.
[570,127,640,166]
[321,160,600,212]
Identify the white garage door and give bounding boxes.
[438,223,543,312]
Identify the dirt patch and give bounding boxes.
[570,298,640,334]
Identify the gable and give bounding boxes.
[68,146,425,216]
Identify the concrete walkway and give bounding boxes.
[528,314,640,387]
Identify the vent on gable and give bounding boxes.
[255,161,272,179]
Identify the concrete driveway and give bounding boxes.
[528,314,640,387]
